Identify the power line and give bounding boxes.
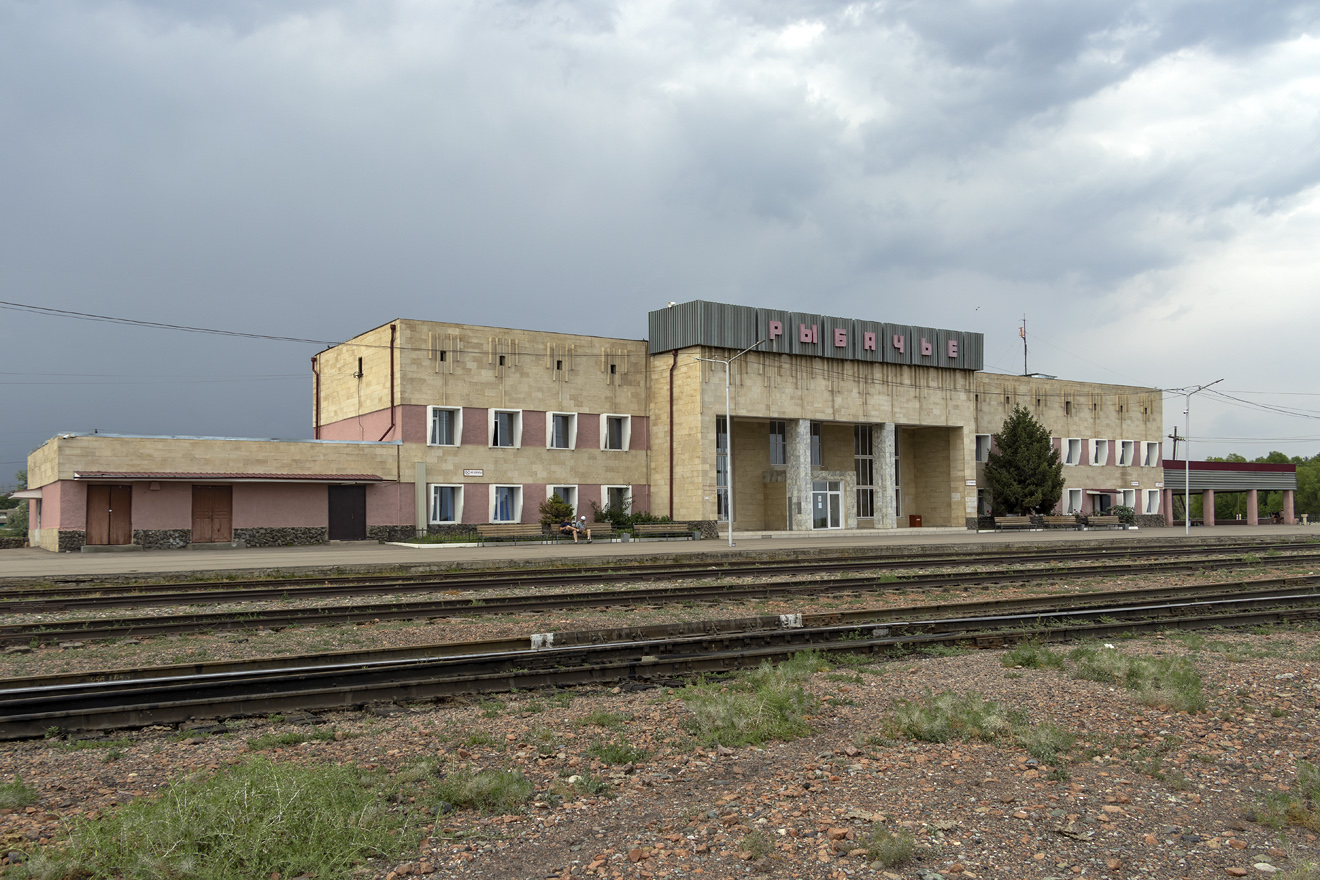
[0,300,335,346]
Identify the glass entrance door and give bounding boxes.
[812,480,842,529]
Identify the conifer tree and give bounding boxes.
[983,405,1065,515]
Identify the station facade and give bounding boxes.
[23,301,1168,550]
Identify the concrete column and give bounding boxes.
[1202,489,1215,526]
[1163,488,1174,527]
[876,422,897,529]
[1247,489,1259,525]
[415,461,428,537]
[786,419,812,531]
[1284,490,1296,525]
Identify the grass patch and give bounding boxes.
[885,691,1075,765]
[11,757,417,880]
[1245,762,1320,831]
[680,652,825,748]
[0,776,38,809]
[1001,641,1065,669]
[431,767,533,813]
[862,823,916,867]
[586,739,650,765]
[1069,647,1206,713]
[575,710,630,730]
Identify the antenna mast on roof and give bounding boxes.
[1020,316,1028,376]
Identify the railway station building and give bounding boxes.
[22,301,1168,551]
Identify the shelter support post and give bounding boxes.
[1202,489,1215,527]
[1247,489,1259,526]
[786,419,812,532]
[1163,488,1174,528]
[876,422,896,530]
[1284,490,1296,525]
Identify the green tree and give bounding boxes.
[983,405,1065,515]
[538,492,575,526]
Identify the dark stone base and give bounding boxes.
[233,527,327,548]
[693,520,718,540]
[1134,515,1166,528]
[968,516,994,530]
[134,529,191,550]
[0,536,27,549]
[367,525,418,543]
[59,530,86,552]
[427,524,480,539]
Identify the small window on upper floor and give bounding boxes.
[491,410,521,448]
[769,421,786,465]
[428,407,462,447]
[1117,440,1135,467]
[548,413,577,450]
[810,421,822,467]
[975,434,992,463]
[1065,400,1071,416]
[603,415,631,451]
[610,363,616,374]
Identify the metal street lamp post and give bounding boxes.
[1181,379,1223,535]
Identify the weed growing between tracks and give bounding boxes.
[9,757,421,880]
[881,691,1076,767]
[999,641,1207,714]
[0,777,38,810]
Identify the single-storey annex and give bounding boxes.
[23,301,1169,550]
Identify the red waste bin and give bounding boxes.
[909,514,922,528]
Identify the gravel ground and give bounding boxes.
[4,569,1320,879]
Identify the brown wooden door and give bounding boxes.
[328,485,366,541]
[191,485,233,543]
[86,485,132,545]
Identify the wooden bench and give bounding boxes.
[1042,515,1081,530]
[1084,515,1123,530]
[993,516,1036,531]
[633,522,698,541]
[552,524,621,543]
[475,523,548,544]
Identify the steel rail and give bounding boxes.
[6,550,1319,646]
[3,539,1314,607]
[6,576,1317,692]
[5,588,1320,739]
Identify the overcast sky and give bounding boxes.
[3,0,1319,490]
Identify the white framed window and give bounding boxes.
[604,485,632,514]
[1065,488,1083,514]
[769,421,786,465]
[429,484,463,524]
[490,485,522,522]
[1064,438,1082,466]
[1144,489,1160,515]
[1089,438,1109,466]
[1142,441,1160,467]
[427,407,462,446]
[1121,489,1136,509]
[548,412,577,450]
[490,410,522,448]
[602,414,631,451]
[975,434,992,463]
[810,421,822,467]
[548,486,577,515]
[1117,440,1135,467]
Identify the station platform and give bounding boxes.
[0,523,1315,582]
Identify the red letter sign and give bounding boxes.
[947,339,958,358]
[833,328,847,347]
[920,338,933,356]
[863,332,876,351]
[892,334,905,354]
[768,320,783,341]
[799,324,818,343]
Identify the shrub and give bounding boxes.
[885,691,1075,765]
[1001,641,1064,669]
[539,493,575,526]
[0,776,37,809]
[1069,648,1206,713]
[863,824,915,866]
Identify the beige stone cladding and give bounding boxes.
[315,323,397,429]
[650,346,1164,527]
[652,347,980,526]
[27,434,400,486]
[971,375,1165,515]
[315,320,653,521]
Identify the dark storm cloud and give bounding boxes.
[1,0,1318,482]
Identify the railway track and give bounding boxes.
[4,578,1319,740]
[3,538,1315,611]
[6,548,1319,646]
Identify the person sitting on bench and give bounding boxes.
[578,515,593,543]
[558,518,582,542]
